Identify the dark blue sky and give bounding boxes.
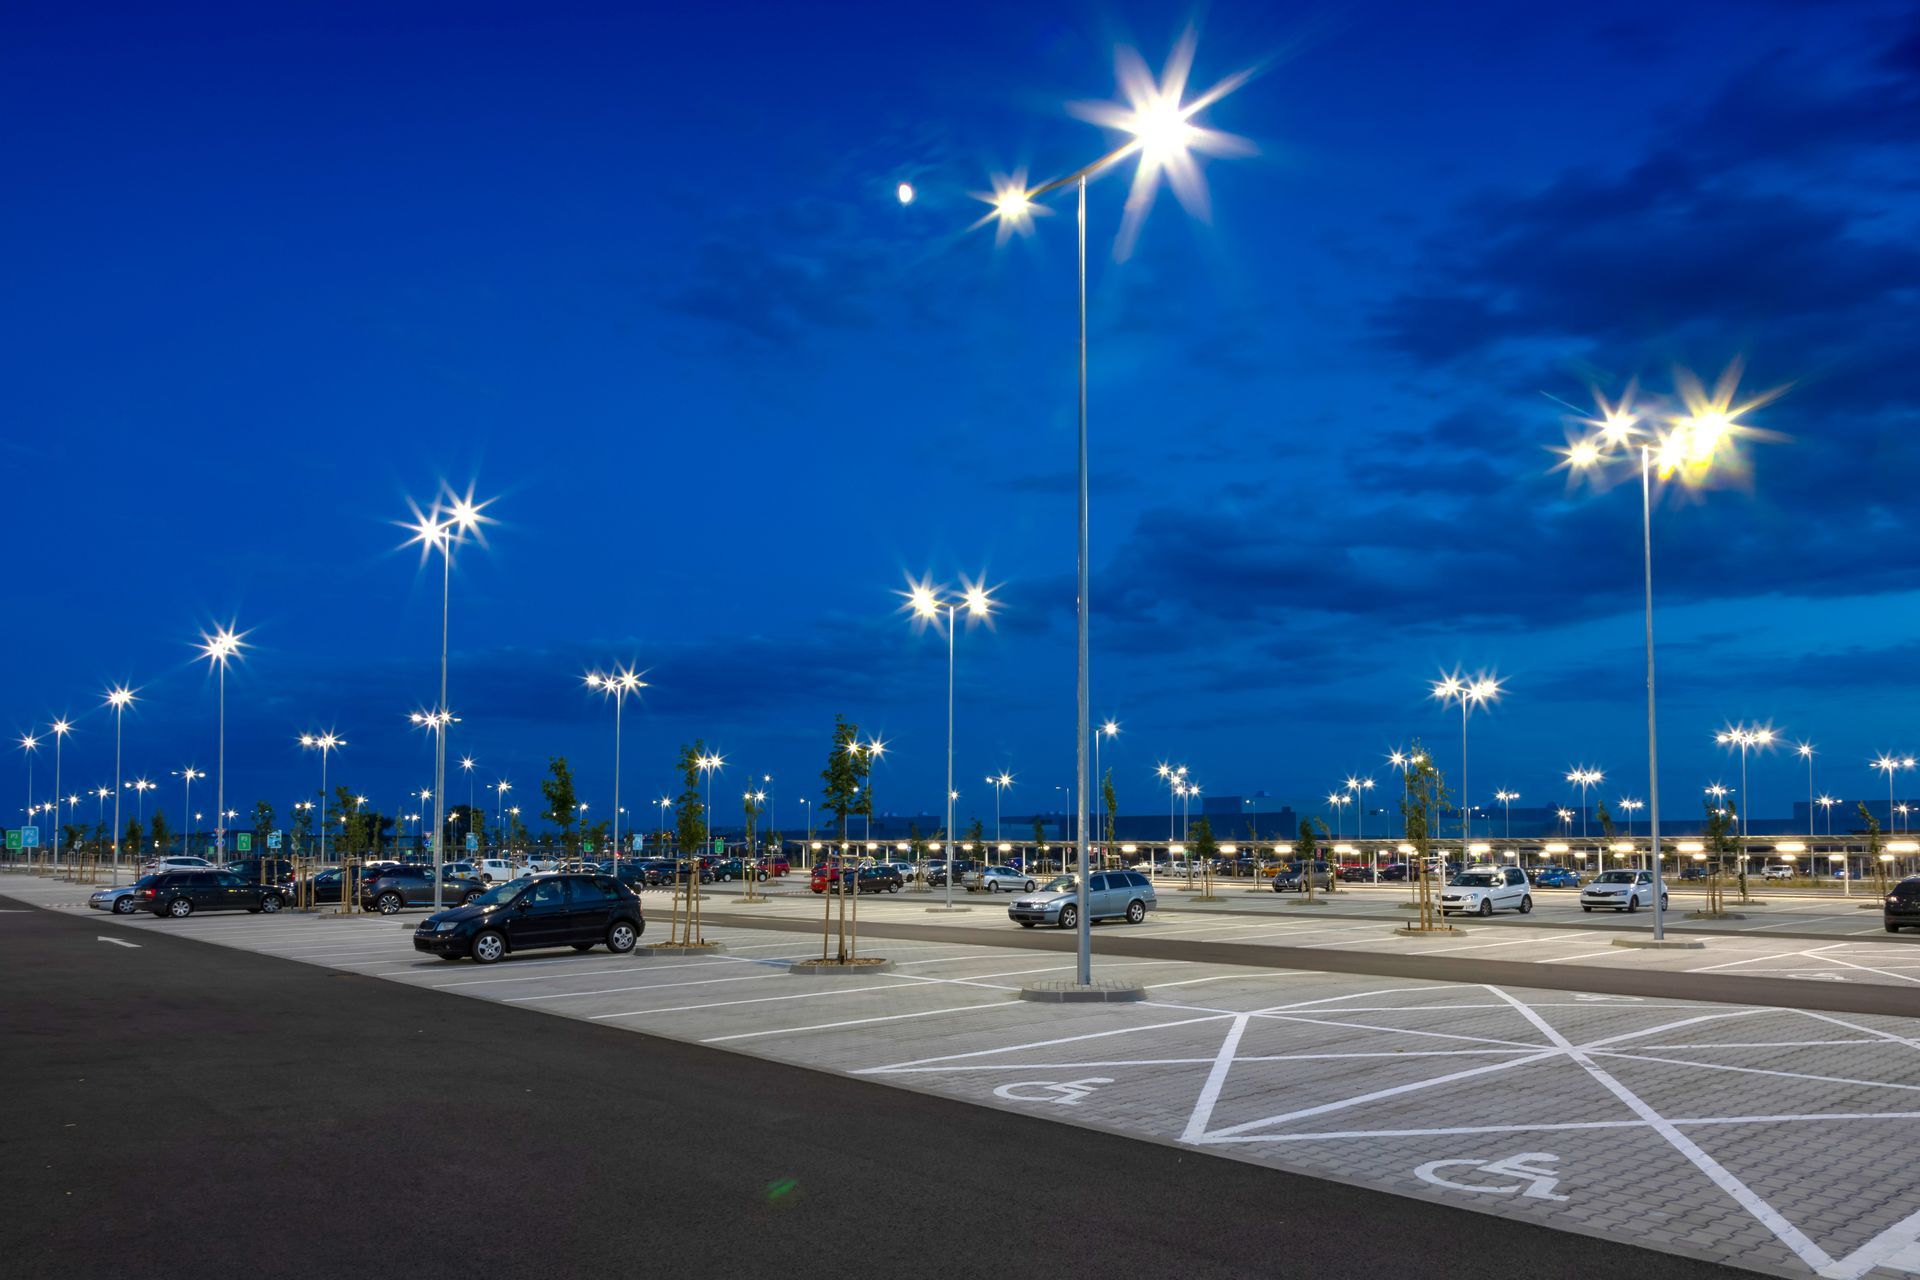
[8,0,1920,836]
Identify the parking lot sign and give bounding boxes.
[711,838,724,856]
[465,833,478,852]
[236,833,252,853]
[5,830,18,851]
[267,831,282,850]
[21,826,39,849]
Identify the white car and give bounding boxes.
[141,856,214,875]
[473,858,517,883]
[964,865,1038,894]
[1580,868,1669,913]
[1761,864,1795,881]
[1440,865,1533,916]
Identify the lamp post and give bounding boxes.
[1155,763,1187,870]
[197,627,243,863]
[1619,798,1644,844]
[981,31,1249,987]
[987,772,1014,845]
[1387,749,1424,838]
[1817,793,1836,836]
[173,767,204,858]
[409,710,457,907]
[1565,369,1780,944]
[17,733,37,869]
[46,719,70,871]
[1431,671,1502,842]
[1095,720,1119,846]
[1495,789,1518,841]
[907,577,995,910]
[1564,768,1603,837]
[104,687,134,883]
[586,668,647,871]
[1557,808,1574,837]
[493,780,512,855]
[404,491,492,916]
[1796,742,1815,843]
[1345,775,1375,856]
[1326,791,1348,841]
[1716,725,1776,844]
[298,733,343,906]
[1872,754,1911,836]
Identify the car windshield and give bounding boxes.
[469,878,530,907]
[1451,873,1497,886]
[1595,870,1637,884]
[1040,876,1078,893]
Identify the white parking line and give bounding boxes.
[701,1000,1017,1043]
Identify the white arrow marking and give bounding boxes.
[97,936,140,948]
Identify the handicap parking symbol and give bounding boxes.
[1414,1152,1570,1201]
[992,1077,1114,1106]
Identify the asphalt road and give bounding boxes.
[1,902,1762,1280]
[702,908,1920,1017]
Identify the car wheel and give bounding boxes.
[376,892,403,915]
[1626,895,1640,913]
[462,890,483,905]
[1126,899,1146,924]
[1581,905,1592,912]
[1058,904,1078,930]
[113,897,136,915]
[888,882,900,893]
[471,930,506,964]
[1660,893,1670,909]
[607,921,639,952]
[261,894,283,914]
[1519,895,1532,915]
[1024,880,1035,892]
[1887,922,1902,934]
[167,898,193,918]
[1478,898,1494,917]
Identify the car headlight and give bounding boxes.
[435,920,459,932]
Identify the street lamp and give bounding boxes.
[906,575,995,910]
[1387,749,1425,838]
[1872,754,1913,834]
[1816,793,1837,836]
[1095,720,1120,846]
[1557,807,1574,836]
[586,667,648,870]
[409,708,458,908]
[298,733,343,900]
[17,733,37,868]
[696,752,724,859]
[197,626,244,862]
[980,30,1249,986]
[1431,670,1503,840]
[1618,798,1644,844]
[1156,762,1188,861]
[105,686,135,883]
[45,718,71,870]
[1564,767,1604,837]
[173,767,204,858]
[1494,789,1519,840]
[1794,742,1815,842]
[1326,791,1349,841]
[986,772,1014,845]
[1563,367,1781,943]
[493,779,512,854]
[1716,725,1777,843]
[1345,775,1375,850]
[403,488,494,915]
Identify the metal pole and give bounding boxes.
[216,663,226,864]
[613,692,622,871]
[944,604,956,909]
[52,734,61,872]
[1074,174,1091,986]
[433,543,450,911]
[1642,447,1666,942]
[111,711,123,885]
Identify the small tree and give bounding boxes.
[253,801,275,847]
[1192,815,1218,887]
[742,791,761,858]
[1399,738,1450,929]
[821,716,864,849]
[1102,768,1118,845]
[1708,798,1741,898]
[1596,799,1616,841]
[541,757,578,858]
[291,802,314,854]
[965,815,985,848]
[908,821,926,859]
[1859,802,1885,892]
[123,818,144,860]
[1031,814,1048,867]
[150,810,174,858]
[675,742,707,857]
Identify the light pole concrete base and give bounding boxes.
[1284,899,1330,906]
[925,905,973,913]
[1610,936,1707,950]
[1393,925,1465,936]
[788,957,893,975]
[1859,903,1882,910]
[1686,911,1747,921]
[637,942,726,956]
[1018,978,1146,1003]
[315,910,365,922]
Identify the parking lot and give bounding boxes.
[9,870,1920,1278]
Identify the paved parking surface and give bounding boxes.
[11,872,1919,1279]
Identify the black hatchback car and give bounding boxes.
[137,870,287,918]
[414,874,643,963]
[1885,876,1920,933]
[362,866,488,914]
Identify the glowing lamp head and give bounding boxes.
[963,584,993,619]
[896,182,914,205]
[1123,94,1198,165]
[106,686,135,710]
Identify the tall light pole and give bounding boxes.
[1871,754,1910,836]
[299,733,343,902]
[586,668,647,872]
[1495,789,1518,840]
[196,626,243,863]
[1387,749,1424,838]
[982,31,1250,987]
[105,686,134,883]
[1095,720,1120,846]
[696,753,724,864]
[1716,725,1777,844]
[906,577,995,910]
[494,779,512,854]
[1619,798,1644,843]
[1564,768,1603,837]
[46,719,70,870]
[17,733,38,869]
[1156,762,1187,869]
[404,490,493,915]
[987,772,1014,845]
[1566,370,1781,943]
[1795,742,1815,842]
[409,710,456,905]
[1345,775,1374,850]
[1817,793,1836,836]
[1326,791,1348,841]
[173,767,204,857]
[1431,671,1503,842]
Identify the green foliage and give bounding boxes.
[149,809,173,856]
[541,757,579,856]
[675,742,707,856]
[1102,768,1118,844]
[742,790,761,854]
[1858,802,1883,857]
[1705,799,1740,856]
[123,817,143,856]
[1595,799,1616,839]
[1031,814,1047,847]
[253,801,275,839]
[1297,817,1318,862]
[291,803,314,846]
[1192,815,1218,863]
[965,815,985,845]
[909,822,927,857]
[820,716,864,841]
[1399,738,1450,859]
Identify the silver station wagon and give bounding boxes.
[1008,871,1157,929]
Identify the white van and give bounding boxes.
[474,858,517,883]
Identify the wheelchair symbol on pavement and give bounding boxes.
[1414,1152,1570,1201]
[992,1078,1114,1106]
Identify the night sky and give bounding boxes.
[7,0,1920,839]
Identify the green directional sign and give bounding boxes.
[5,830,19,851]
[712,838,724,856]
[236,833,252,853]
